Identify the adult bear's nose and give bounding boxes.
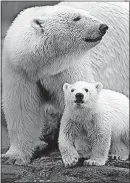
[99,24,108,35]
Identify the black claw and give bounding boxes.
[108,156,112,160]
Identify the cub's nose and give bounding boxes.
[75,93,84,100]
[99,24,108,35]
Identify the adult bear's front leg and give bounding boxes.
[2,77,47,165]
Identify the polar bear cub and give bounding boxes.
[59,81,129,167]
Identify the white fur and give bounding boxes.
[2,3,129,164]
[59,81,129,167]
[60,2,129,97]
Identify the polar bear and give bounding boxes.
[60,2,129,97]
[2,2,128,165]
[59,81,129,167]
[2,5,108,164]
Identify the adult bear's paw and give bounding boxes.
[2,141,48,165]
[1,152,31,166]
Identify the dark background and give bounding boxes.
[2,1,60,38]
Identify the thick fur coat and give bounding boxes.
[2,2,129,164]
[59,81,129,167]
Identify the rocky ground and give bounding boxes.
[2,151,130,183]
[1,124,130,183]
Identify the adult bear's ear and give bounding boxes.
[95,82,103,93]
[63,83,71,92]
[31,18,45,32]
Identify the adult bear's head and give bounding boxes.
[9,5,108,77]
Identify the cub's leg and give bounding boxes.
[109,140,129,160]
[59,117,79,168]
[84,114,111,166]
[2,78,46,165]
[109,122,129,161]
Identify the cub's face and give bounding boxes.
[63,81,103,109]
[31,6,108,75]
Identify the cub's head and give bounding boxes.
[30,5,108,75]
[63,81,103,109]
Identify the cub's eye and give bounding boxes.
[85,89,88,92]
[71,89,75,92]
[73,16,81,21]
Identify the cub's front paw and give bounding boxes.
[62,150,79,168]
[84,158,106,166]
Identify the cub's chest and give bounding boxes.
[72,119,97,157]
[68,119,96,157]
[71,109,93,124]
[69,114,96,140]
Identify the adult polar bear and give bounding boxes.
[2,3,129,165]
[61,2,129,97]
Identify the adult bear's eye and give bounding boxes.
[71,89,75,92]
[85,89,88,92]
[73,16,81,21]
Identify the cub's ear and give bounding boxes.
[31,18,45,32]
[63,83,71,92]
[95,82,103,93]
